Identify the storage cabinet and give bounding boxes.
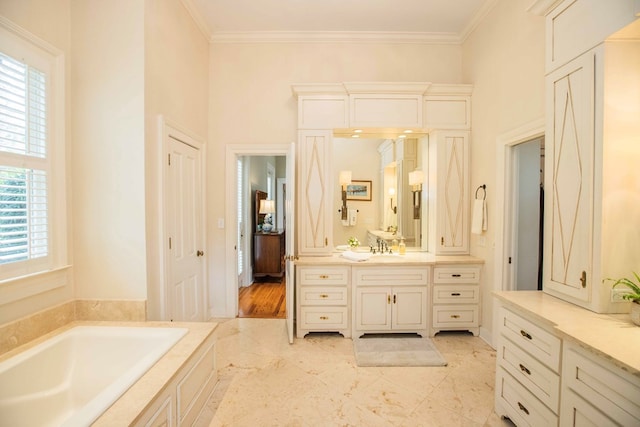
[297,130,333,255]
[560,341,640,426]
[296,266,350,338]
[495,306,561,426]
[253,231,285,278]
[430,265,481,336]
[352,266,429,337]
[426,131,470,255]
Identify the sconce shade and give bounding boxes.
[388,187,395,196]
[409,170,424,186]
[259,199,276,214]
[339,170,352,187]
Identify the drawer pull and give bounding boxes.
[320,316,329,320]
[520,330,532,340]
[320,294,329,298]
[519,364,531,375]
[451,274,461,277]
[517,402,529,415]
[450,314,460,319]
[387,295,391,304]
[451,292,461,296]
[393,294,397,304]
[319,275,329,279]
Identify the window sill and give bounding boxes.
[0,265,72,305]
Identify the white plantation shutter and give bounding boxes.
[0,50,50,270]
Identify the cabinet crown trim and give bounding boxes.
[292,82,473,97]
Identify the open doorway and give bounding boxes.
[237,155,287,318]
[507,137,545,291]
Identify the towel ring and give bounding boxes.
[475,184,486,200]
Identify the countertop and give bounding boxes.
[295,251,484,266]
[494,291,640,378]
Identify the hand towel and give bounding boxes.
[341,250,371,262]
[471,199,487,235]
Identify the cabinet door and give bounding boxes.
[298,130,332,255]
[544,52,595,303]
[355,286,392,331]
[429,131,470,255]
[392,286,427,331]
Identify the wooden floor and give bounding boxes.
[238,276,286,319]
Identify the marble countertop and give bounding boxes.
[494,291,640,378]
[295,252,484,266]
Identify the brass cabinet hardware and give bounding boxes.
[196,250,204,257]
[320,316,328,320]
[517,402,530,415]
[451,292,461,296]
[452,274,461,277]
[441,236,444,245]
[319,275,329,279]
[519,364,531,375]
[319,294,329,298]
[580,270,587,288]
[393,294,396,304]
[450,314,460,319]
[387,295,391,304]
[520,330,533,340]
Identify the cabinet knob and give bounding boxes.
[196,250,204,257]
[450,314,460,319]
[387,295,391,304]
[320,294,329,298]
[580,271,587,288]
[319,275,329,279]
[320,316,328,320]
[393,294,397,304]
[520,330,533,340]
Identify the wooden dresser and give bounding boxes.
[253,231,285,278]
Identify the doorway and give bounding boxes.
[237,154,286,319]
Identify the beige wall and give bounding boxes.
[0,0,74,323]
[207,42,464,316]
[71,0,147,300]
[462,0,545,342]
[144,0,210,319]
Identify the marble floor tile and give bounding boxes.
[203,318,515,427]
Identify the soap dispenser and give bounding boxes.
[398,237,406,255]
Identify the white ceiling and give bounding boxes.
[187,0,495,42]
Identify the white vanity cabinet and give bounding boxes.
[297,130,333,255]
[426,130,470,255]
[560,341,640,426]
[296,266,351,338]
[430,265,480,336]
[495,306,561,426]
[352,266,429,337]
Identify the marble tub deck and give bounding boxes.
[199,318,513,427]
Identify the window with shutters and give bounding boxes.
[0,20,66,283]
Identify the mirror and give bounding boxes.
[332,137,424,249]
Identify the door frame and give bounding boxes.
[160,116,207,321]
[224,144,293,318]
[494,118,545,295]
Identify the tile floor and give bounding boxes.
[198,318,514,427]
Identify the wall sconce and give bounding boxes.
[389,187,397,214]
[339,170,352,221]
[259,199,276,232]
[408,170,423,219]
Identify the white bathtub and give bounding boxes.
[0,325,188,427]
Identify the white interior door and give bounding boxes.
[167,135,204,321]
[285,142,296,343]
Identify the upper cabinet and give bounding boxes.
[540,1,640,313]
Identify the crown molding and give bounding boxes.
[210,31,462,44]
[459,0,501,43]
[179,0,212,40]
[526,0,564,16]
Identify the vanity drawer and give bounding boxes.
[297,267,350,286]
[299,286,347,306]
[499,307,561,372]
[433,284,479,304]
[497,335,559,412]
[562,341,640,425]
[432,305,478,327]
[496,367,558,427]
[353,266,429,286]
[433,266,480,284]
[299,306,348,330]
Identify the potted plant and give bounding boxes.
[608,272,640,326]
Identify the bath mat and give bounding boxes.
[353,335,447,367]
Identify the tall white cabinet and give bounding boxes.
[541,0,640,313]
